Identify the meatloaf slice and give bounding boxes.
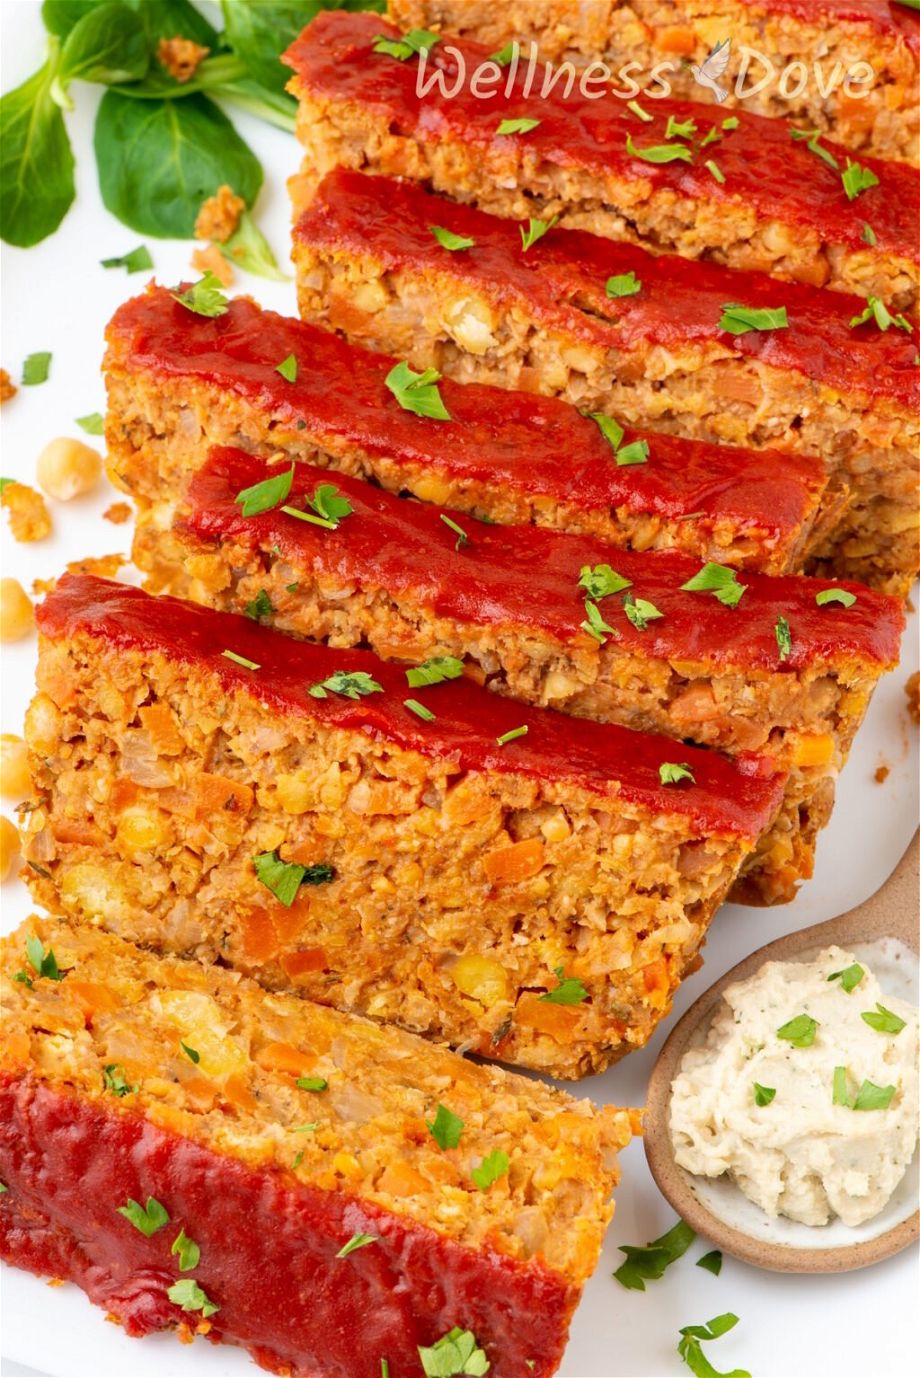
[290,169,920,595]
[104,285,834,578]
[150,446,903,906]
[22,574,787,1078]
[283,10,919,313]
[0,916,633,1378]
[387,0,920,164]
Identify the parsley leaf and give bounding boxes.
[578,564,632,600]
[666,116,697,141]
[426,1103,464,1150]
[76,412,105,435]
[171,271,228,318]
[841,159,879,200]
[606,271,642,298]
[489,42,517,67]
[406,656,464,688]
[815,587,858,608]
[520,215,557,251]
[790,127,839,170]
[860,1003,907,1035]
[581,598,618,643]
[496,725,528,746]
[221,649,259,670]
[103,1064,137,1097]
[614,1219,696,1291]
[540,966,588,1005]
[722,117,739,131]
[308,483,353,527]
[308,670,383,700]
[828,963,864,992]
[296,1077,328,1092]
[775,615,792,662]
[385,361,451,420]
[171,1228,200,1272]
[275,353,298,383]
[497,117,540,135]
[418,1327,490,1377]
[776,1013,818,1047]
[22,352,51,386]
[718,304,788,335]
[117,1196,170,1237]
[861,222,877,245]
[753,1083,776,1106]
[336,1232,378,1259]
[25,935,64,982]
[180,1042,200,1064]
[372,30,440,61]
[833,1066,853,1107]
[405,698,436,721]
[624,593,663,631]
[853,1079,896,1111]
[680,562,747,608]
[167,1278,219,1317]
[254,851,334,906]
[431,225,475,251]
[471,1149,509,1191]
[440,513,469,549]
[628,99,654,122]
[244,589,274,623]
[697,1250,722,1275]
[660,762,695,785]
[234,464,294,517]
[100,245,152,273]
[849,296,911,333]
[678,1313,750,1378]
[586,411,624,451]
[705,159,725,183]
[614,439,650,466]
[625,134,693,164]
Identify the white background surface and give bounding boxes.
[1,2,918,1375]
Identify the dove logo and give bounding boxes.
[691,38,732,104]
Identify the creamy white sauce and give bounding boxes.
[669,946,919,1226]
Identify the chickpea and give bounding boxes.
[36,437,102,501]
[0,816,19,882]
[116,806,168,857]
[0,735,30,799]
[0,579,33,641]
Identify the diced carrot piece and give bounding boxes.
[483,837,545,885]
[656,25,697,54]
[268,895,310,943]
[181,1075,218,1111]
[194,773,254,818]
[139,703,185,755]
[240,908,279,963]
[52,818,105,847]
[280,947,328,982]
[514,993,582,1040]
[377,1161,428,1196]
[67,980,121,1023]
[790,733,835,768]
[629,1108,645,1137]
[2,1030,31,1064]
[222,1073,258,1113]
[254,1041,316,1078]
[110,778,140,812]
[462,661,485,687]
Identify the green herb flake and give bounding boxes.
[221,649,259,671]
[680,562,747,608]
[776,1013,818,1047]
[418,1327,490,1377]
[775,615,792,662]
[666,116,697,140]
[615,439,650,466]
[386,360,451,420]
[790,127,839,170]
[294,1123,318,1134]
[372,30,441,61]
[22,352,51,386]
[308,671,383,700]
[405,698,436,721]
[853,1079,896,1111]
[337,1232,378,1259]
[624,593,663,631]
[497,117,541,136]
[678,1313,750,1378]
[406,656,465,688]
[171,1228,201,1272]
[849,295,912,333]
[540,967,589,1006]
[117,1196,170,1237]
[490,43,517,67]
[471,1149,510,1191]
[439,513,469,551]
[581,598,617,643]
[861,1003,907,1035]
[833,1066,852,1107]
[254,851,334,907]
[697,1250,723,1275]
[167,1278,219,1317]
[587,411,625,452]
[718,303,789,335]
[431,225,475,252]
[625,133,693,164]
[0,1182,7,1194]
[722,117,740,131]
[700,127,721,148]
[100,245,152,274]
[275,353,297,383]
[292,1150,305,1170]
[103,1064,137,1097]
[25,934,64,982]
[180,1041,200,1064]
[614,1219,696,1291]
[308,483,353,527]
[628,99,654,123]
[427,1103,464,1150]
[12,971,33,988]
[753,1083,776,1106]
[296,1077,328,1092]
[171,271,228,318]
[861,222,877,246]
[659,762,695,786]
[520,214,558,252]
[234,464,294,517]
[842,159,880,200]
[827,963,864,993]
[244,589,274,623]
[606,271,642,298]
[816,587,858,608]
[76,412,105,435]
[578,564,632,600]
[496,725,528,746]
[705,158,725,184]
[285,582,300,593]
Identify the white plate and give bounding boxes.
[1,4,918,1375]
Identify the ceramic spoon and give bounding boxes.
[644,831,919,1273]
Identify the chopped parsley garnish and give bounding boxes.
[294,1123,319,1134]
[426,1103,464,1150]
[405,698,436,721]
[615,439,650,466]
[308,483,353,527]
[372,29,440,61]
[722,117,739,131]
[833,1066,851,1107]
[700,127,721,148]
[828,963,864,992]
[440,513,469,549]
[861,222,877,246]
[22,352,51,386]
[718,303,788,335]
[614,1219,696,1291]
[406,656,464,688]
[167,1278,219,1317]
[776,1013,818,1047]
[665,116,697,141]
[244,589,274,623]
[582,598,617,643]
[418,1327,490,1377]
[625,134,693,164]
[386,361,451,420]
[497,117,541,135]
[496,725,528,746]
[103,1064,137,1097]
[624,593,663,631]
[490,42,517,67]
[520,215,558,251]
[308,670,383,700]
[849,296,911,333]
[697,1250,723,1275]
[842,159,879,201]
[790,127,839,170]
[431,226,475,252]
[296,1077,328,1092]
[336,1232,378,1259]
[815,587,857,608]
[861,1003,907,1035]
[471,1149,509,1191]
[292,1150,304,1170]
[578,564,632,599]
[221,649,260,670]
[853,1079,896,1111]
[606,271,642,298]
[705,159,725,184]
[678,1313,749,1378]
[234,464,294,517]
[680,562,747,608]
[659,762,695,786]
[753,1083,776,1107]
[286,582,300,593]
[180,1042,200,1064]
[586,410,623,450]
[275,353,298,383]
[627,99,654,122]
[775,615,792,662]
[100,244,153,273]
[117,1196,170,1237]
[254,852,335,906]
[76,413,104,435]
[171,271,228,318]
[540,966,588,1005]
[171,1229,200,1272]
[25,935,64,982]
[0,1182,7,1193]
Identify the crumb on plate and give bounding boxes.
[103,502,132,526]
[1,481,52,542]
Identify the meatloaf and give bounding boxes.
[21,574,787,1078]
[150,446,903,906]
[0,917,633,1377]
[104,285,835,577]
[291,169,920,595]
[387,0,920,164]
[283,10,920,313]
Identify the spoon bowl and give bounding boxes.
[644,831,919,1273]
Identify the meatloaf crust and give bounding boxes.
[104,286,833,577]
[1,917,632,1377]
[291,169,920,594]
[283,10,920,313]
[388,0,920,164]
[22,575,787,1077]
[152,447,903,906]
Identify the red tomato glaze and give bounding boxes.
[293,169,919,410]
[0,1072,574,1378]
[39,575,786,839]
[107,287,826,554]
[184,447,904,671]
[283,11,919,258]
[752,0,918,52]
